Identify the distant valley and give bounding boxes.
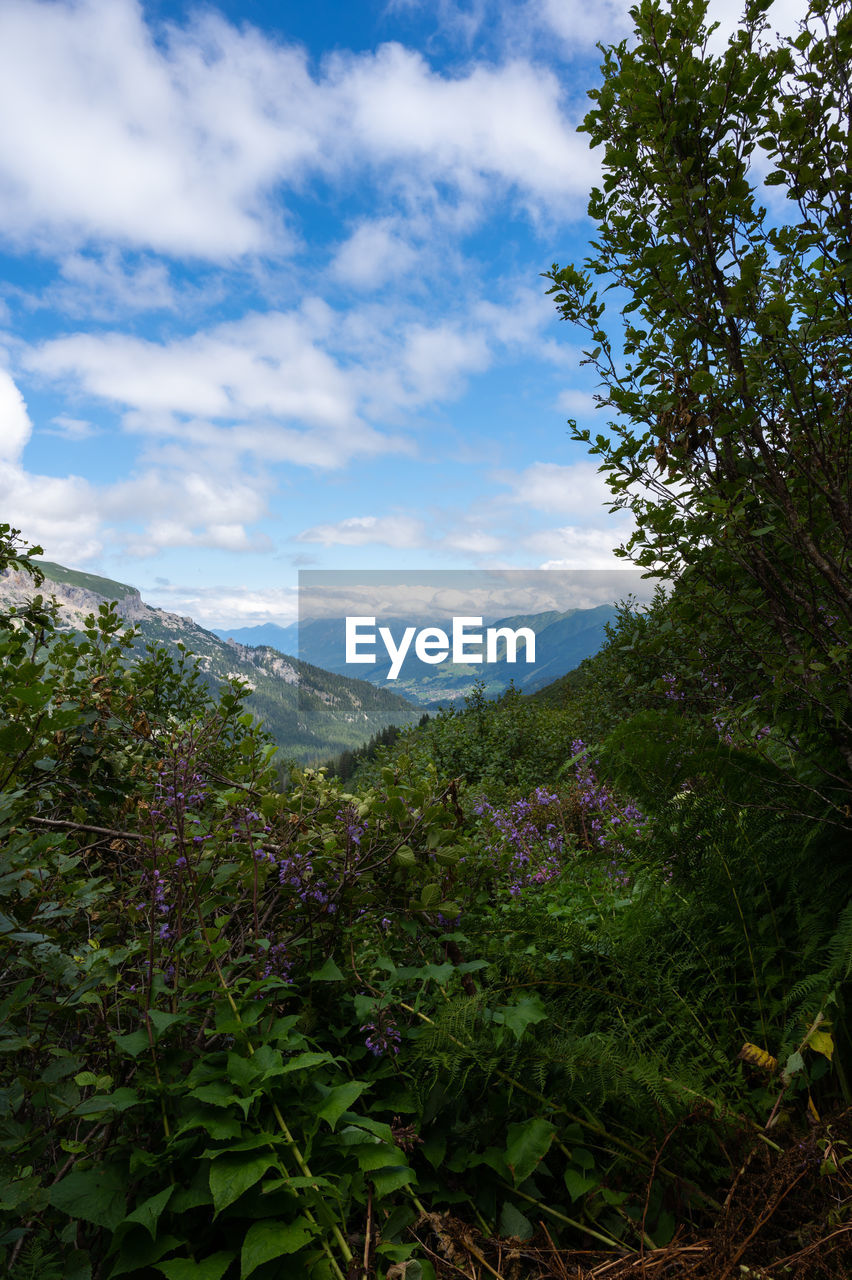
[1,561,619,758]
[215,606,618,705]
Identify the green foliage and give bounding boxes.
[4,298,852,1280]
[545,0,852,807]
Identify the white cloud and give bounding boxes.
[473,284,554,348]
[46,415,98,440]
[537,0,805,52]
[325,42,592,208]
[0,460,102,563]
[0,365,278,560]
[0,368,104,560]
[102,466,275,557]
[25,299,506,469]
[331,219,420,289]
[0,366,32,461]
[146,582,299,628]
[47,251,178,317]
[556,388,599,416]
[537,0,633,49]
[26,310,358,425]
[528,525,632,568]
[297,514,426,548]
[504,459,615,518]
[0,0,307,257]
[442,529,505,555]
[0,0,590,263]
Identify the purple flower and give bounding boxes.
[361,1019,402,1056]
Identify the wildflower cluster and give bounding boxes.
[475,788,567,897]
[258,937,292,981]
[663,672,685,702]
[569,740,645,887]
[572,741,644,847]
[277,846,338,914]
[336,804,366,848]
[360,1014,402,1056]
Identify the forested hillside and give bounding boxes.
[1,494,849,1278]
[0,562,422,761]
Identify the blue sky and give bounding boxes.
[0,0,803,627]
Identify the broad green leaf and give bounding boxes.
[783,1050,805,1081]
[109,1234,182,1278]
[48,1165,126,1230]
[496,995,547,1041]
[121,1184,174,1240]
[504,1117,555,1185]
[353,1142,406,1172]
[73,1087,140,1117]
[226,1051,257,1092]
[311,956,344,981]
[498,1200,533,1240]
[156,1253,235,1280]
[282,1050,335,1074]
[315,1080,368,1130]
[240,1217,315,1277]
[190,1081,240,1108]
[564,1166,599,1201]
[113,1029,149,1058]
[420,883,441,909]
[209,1154,277,1215]
[337,1113,395,1142]
[147,1010,184,1039]
[371,1165,416,1197]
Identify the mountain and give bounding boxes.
[287,606,619,705]
[213,622,299,651]
[0,562,422,761]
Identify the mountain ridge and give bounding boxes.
[0,561,422,760]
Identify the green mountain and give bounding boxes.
[283,606,619,704]
[0,561,422,761]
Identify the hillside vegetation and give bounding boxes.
[1,521,850,1280]
[0,561,421,762]
[3,0,852,1271]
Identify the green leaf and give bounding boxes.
[564,1166,599,1201]
[156,1254,235,1280]
[316,1080,369,1130]
[498,1200,533,1240]
[48,1165,126,1230]
[311,956,345,982]
[147,1009,184,1040]
[190,1082,241,1108]
[240,1218,314,1277]
[121,1185,175,1241]
[420,883,441,909]
[496,995,548,1041]
[784,1050,805,1080]
[209,1154,277,1215]
[353,1142,404,1172]
[371,1165,416,1197]
[113,1029,149,1058]
[73,1088,140,1117]
[109,1234,182,1277]
[281,1050,336,1074]
[808,1029,834,1061]
[504,1117,555,1185]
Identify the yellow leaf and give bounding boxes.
[807,1029,834,1061]
[739,1043,777,1074]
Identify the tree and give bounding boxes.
[545,0,852,809]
